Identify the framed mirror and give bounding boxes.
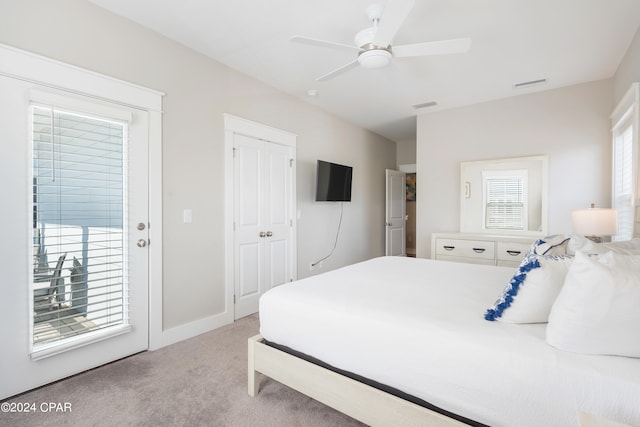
[460,155,548,236]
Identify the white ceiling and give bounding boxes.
[89,0,640,142]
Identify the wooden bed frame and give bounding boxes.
[247,334,467,427]
[248,335,633,427]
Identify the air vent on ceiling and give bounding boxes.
[413,101,438,109]
[513,78,547,89]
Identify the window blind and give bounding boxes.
[31,105,128,348]
[613,123,634,241]
[485,177,525,230]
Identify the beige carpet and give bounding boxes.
[1,314,365,427]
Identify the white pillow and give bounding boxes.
[546,251,640,357]
[496,255,573,323]
[534,234,570,256]
[484,236,573,323]
[568,235,640,255]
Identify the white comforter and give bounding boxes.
[259,256,640,427]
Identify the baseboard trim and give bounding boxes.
[159,310,234,348]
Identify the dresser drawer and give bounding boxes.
[435,239,495,260]
[496,242,530,263]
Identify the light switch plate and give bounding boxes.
[183,209,192,224]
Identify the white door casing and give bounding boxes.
[0,64,160,399]
[224,115,297,320]
[385,169,406,256]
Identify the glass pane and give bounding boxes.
[31,106,127,349]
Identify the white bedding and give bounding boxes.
[259,256,640,427]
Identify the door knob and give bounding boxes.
[259,231,266,238]
[266,231,273,237]
[137,239,147,248]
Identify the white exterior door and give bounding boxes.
[233,133,295,319]
[385,169,407,256]
[0,76,151,399]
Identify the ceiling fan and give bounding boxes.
[291,0,471,82]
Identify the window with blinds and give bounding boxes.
[31,105,128,349]
[483,170,528,230]
[613,122,634,241]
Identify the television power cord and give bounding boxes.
[311,201,344,267]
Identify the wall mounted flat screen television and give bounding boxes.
[315,160,353,202]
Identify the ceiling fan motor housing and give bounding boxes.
[355,26,376,47]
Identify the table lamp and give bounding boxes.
[571,203,618,243]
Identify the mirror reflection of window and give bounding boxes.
[460,155,547,236]
[482,170,528,231]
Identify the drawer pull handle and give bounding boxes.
[443,245,455,251]
[472,248,485,253]
[506,250,522,256]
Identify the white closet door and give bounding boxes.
[233,135,293,319]
[263,142,292,292]
[234,134,265,318]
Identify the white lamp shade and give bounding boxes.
[571,207,618,236]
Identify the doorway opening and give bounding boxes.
[405,172,416,257]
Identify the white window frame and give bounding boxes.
[611,83,640,241]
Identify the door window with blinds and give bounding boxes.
[31,99,131,351]
[482,169,528,231]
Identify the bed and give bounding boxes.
[248,255,640,427]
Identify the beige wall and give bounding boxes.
[396,138,417,166]
[0,0,396,331]
[416,80,613,258]
[614,26,640,103]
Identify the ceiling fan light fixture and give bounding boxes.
[358,49,392,69]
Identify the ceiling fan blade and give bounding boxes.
[316,60,360,82]
[372,0,415,47]
[393,37,472,57]
[290,35,359,53]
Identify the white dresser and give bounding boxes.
[431,233,536,268]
